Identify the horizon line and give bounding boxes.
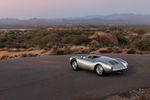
[0,13,150,20]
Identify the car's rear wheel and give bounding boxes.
[95,65,104,76]
[71,60,79,71]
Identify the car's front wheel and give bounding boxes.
[71,60,79,71]
[95,65,104,76]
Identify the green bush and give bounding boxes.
[0,25,150,52]
[88,40,98,51]
[134,29,146,35]
[56,50,64,55]
[21,54,38,57]
[135,37,150,51]
[127,49,136,54]
[116,34,129,46]
[1,55,9,60]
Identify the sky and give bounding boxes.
[0,0,150,19]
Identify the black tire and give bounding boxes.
[95,65,104,76]
[71,60,79,71]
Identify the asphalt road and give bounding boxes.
[0,54,150,100]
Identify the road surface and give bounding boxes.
[0,54,150,100]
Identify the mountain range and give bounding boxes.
[0,14,150,25]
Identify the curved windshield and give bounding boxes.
[88,55,101,59]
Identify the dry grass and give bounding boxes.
[0,49,46,60]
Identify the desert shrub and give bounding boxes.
[1,55,9,60]
[88,40,98,51]
[71,34,89,45]
[25,32,60,49]
[55,50,64,55]
[135,37,150,51]
[0,25,150,51]
[0,43,5,48]
[112,47,122,53]
[61,36,72,44]
[99,48,113,53]
[21,54,28,57]
[24,29,91,49]
[116,34,129,46]
[134,29,147,35]
[127,49,136,54]
[28,54,38,57]
[99,50,109,53]
[21,54,38,57]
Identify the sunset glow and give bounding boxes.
[0,0,150,18]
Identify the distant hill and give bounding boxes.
[0,14,150,25]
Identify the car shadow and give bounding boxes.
[79,69,128,77]
[103,72,126,77]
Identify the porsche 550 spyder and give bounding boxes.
[69,55,128,76]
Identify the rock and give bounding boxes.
[89,32,118,45]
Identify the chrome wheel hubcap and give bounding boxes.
[96,66,103,75]
[72,62,77,69]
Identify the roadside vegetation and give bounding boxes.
[105,88,150,100]
[0,24,150,60]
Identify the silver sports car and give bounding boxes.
[69,55,128,76]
